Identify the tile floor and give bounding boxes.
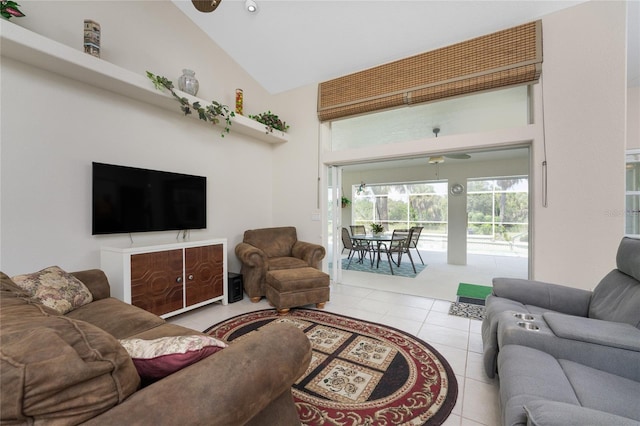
[167,282,501,426]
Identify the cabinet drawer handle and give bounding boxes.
[176,276,183,283]
[188,274,194,280]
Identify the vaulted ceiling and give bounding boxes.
[173,0,638,94]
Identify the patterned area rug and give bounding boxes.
[206,309,457,425]
[448,302,486,321]
[341,257,427,278]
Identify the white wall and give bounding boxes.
[629,87,640,150]
[0,1,284,275]
[532,1,626,288]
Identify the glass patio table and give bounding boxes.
[351,234,406,268]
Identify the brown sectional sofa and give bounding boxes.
[1,269,311,425]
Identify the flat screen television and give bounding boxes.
[92,162,206,235]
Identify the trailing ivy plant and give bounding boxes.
[146,71,234,137]
[249,111,290,134]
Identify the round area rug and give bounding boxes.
[206,309,458,425]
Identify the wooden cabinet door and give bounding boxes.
[185,244,223,306]
[131,249,183,316]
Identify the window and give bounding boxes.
[352,181,448,250]
[331,86,530,151]
[626,150,640,237]
[467,177,528,255]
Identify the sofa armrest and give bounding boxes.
[544,312,640,352]
[492,277,592,317]
[71,269,111,300]
[235,242,268,268]
[83,323,311,426]
[292,240,326,269]
[524,400,640,426]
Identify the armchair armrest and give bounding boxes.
[71,269,111,300]
[292,240,326,269]
[235,242,268,268]
[544,312,640,352]
[492,277,592,317]
[84,323,311,426]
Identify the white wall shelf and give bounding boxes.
[0,20,289,144]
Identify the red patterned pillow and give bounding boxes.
[119,335,227,380]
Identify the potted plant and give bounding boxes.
[1,1,25,19]
[370,223,384,235]
[341,196,351,208]
[249,111,290,134]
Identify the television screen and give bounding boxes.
[92,162,206,235]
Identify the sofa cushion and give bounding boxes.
[0,294,139,424]
[617,237,640,282]
[243,226,297,258]
[119,335,227,380]
[66,297,166,339]
[524,400,640,426]
[589,269,640,327]
[11,266,93,314]
[559,359,640,421]
[268,256,309,270]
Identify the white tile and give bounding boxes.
[418,324,469,350]
[432,299,454,313]
[379,315,422,335]
[430,343,468,377]
[452,374,464,416]
[465,351,494,384]
[442,413,461,426]
[469,318,483,334]
[383,305,429,322]
[468,332,484,354]
[462,378,501,426]
[460,418,487,426]
[355,298,392,315]
[426,311,471,331]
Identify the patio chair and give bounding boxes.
[377,229,416,274]
[396,228,424,265]
[409,226,425,264]
[350,225,366,236]
[341,227,371,269]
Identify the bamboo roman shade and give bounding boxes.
[317,20,542,122]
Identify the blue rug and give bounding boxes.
[341,257,427,278]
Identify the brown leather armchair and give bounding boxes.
[235,227,326,302]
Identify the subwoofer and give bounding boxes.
[228,272,244,303]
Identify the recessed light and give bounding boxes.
[245,0,258,13]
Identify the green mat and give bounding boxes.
[456,283,492,304]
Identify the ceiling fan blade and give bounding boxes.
[444,153,471,160]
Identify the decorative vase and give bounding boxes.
[83,20,101,58]
[178,69,199,96]
[235,88,244,115]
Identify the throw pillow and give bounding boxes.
[119,335,227,380]
[11,266,93,314]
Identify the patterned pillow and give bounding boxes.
[119,335,227,380]
[11,266,93,314]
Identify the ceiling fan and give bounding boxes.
[428,127,471,163]
[191,0,222,13]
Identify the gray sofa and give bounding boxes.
[481,237,640,425]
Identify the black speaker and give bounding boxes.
[228,272,244,303]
